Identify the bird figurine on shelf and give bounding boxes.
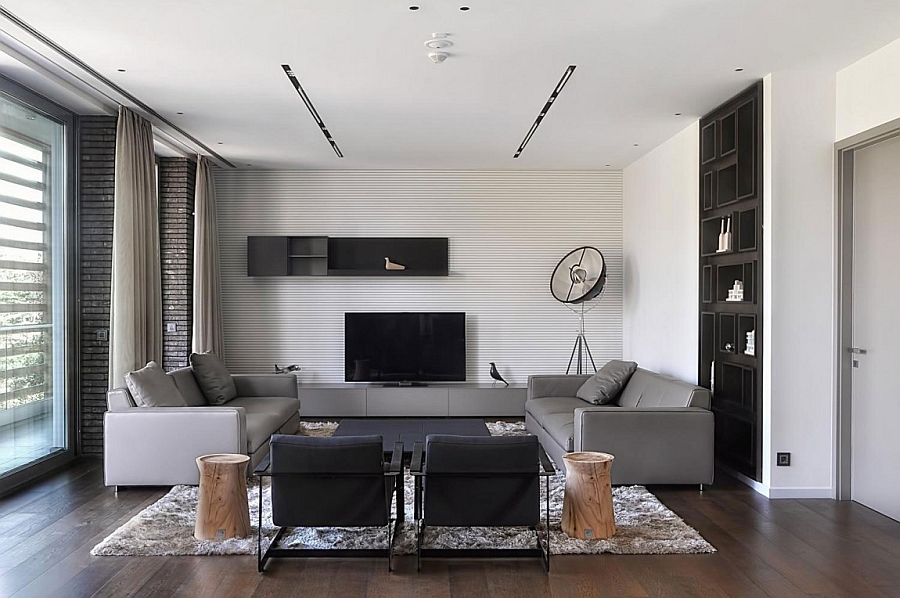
[489,362,508,387]
[384,257,406,270]
[274,364,301,374]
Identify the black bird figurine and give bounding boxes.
[489,362,508,387]
[274,363,301,374]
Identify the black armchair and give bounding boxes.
[254,434,403,572]
[411,434,554,572]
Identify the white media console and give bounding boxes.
[297,383,527,417]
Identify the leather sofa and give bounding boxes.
[104,367,300,487]
[525,368,714,486]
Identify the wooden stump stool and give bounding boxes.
[194,454,251,541]
[562,452,616,540]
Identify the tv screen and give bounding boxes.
[344,312,466,383]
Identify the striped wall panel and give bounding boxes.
[215,171,623,384]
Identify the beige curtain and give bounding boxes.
[192,156,225,356]
[109,107,162,388]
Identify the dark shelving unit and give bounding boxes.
[247,236,449,277]
[699,81,763,483]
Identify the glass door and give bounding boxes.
[0,91,70,480]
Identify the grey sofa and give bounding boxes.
[104,367,300,487]
[525,368,714,486]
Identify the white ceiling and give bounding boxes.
[1,0,900,170]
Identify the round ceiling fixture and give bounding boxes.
[428,52,449,64]
[424,33,452,50]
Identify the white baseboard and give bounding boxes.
[766,487,834,499]
[727,468,770,496]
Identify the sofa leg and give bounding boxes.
[699,484,704,493]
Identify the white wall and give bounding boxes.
[763,69,837,497]
[622,122,699,383]
[836,37,900,141]
[215,171,623,384]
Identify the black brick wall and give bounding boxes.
[159,158,196,370]
[78,115,117,456]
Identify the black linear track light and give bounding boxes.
[514,65,576,158]
[281,64,343,158]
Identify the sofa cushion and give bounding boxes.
[576,360,638,405]
[617,368,711,409]
[125,361,186,408]
[229,396,301,453]
[525,396,584,452]
[168,367,208,406]
[190,352,237,405]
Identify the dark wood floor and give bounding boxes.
[1,459,899,598]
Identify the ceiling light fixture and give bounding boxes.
[428,52,449,64]
[424,33,452,50]
[281,64,343,158]
[735,68,744,72]
[513,65,576,159]
[409,5,419,9]
[176,112,184,115]
[460,6,470,10]
[117,68,126,72]
[675,112,682,116]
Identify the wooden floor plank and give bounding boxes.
[0,459,899,598]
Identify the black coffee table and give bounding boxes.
[333,418,491,455]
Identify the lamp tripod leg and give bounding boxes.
[566,336,579,375]
[581,335,597,373]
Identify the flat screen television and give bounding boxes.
[344,312,466,383]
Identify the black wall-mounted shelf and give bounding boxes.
[699,81,763,483]
[247,236,449,277]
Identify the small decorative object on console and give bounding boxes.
[489,362,509,387]
[384,257,406,270]
[726,279,744,301]
[274,363,301,374]
[745,330,755,356]
[717,216,733,253]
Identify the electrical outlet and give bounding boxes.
[166,322,177,333]
[777,452,791,466]
[96,329,108,341]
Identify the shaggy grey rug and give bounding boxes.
[91,421,714,556]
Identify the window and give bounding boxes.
[0,89,70,480]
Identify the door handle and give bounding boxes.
[848,347,868,355]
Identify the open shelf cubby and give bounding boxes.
[736,99,756,199]
[716,261,755,303]
[718,313,736,354]
[738,314,756,357]
[716,163,738,207]
[699,312,715,388]
[702,266,713,303]
[737,208,757,252]
[720,111,736,156]
[701,122,717,163]
[702,171,714,211]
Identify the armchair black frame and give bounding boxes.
[410,435,555,572]
[254,436,404,572]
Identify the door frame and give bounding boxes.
[835,116,900,501]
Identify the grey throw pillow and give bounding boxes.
[125,361,187,408]
[190,352,237,405]
[576,360,638,405]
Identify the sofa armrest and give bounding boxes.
[107,387,136,411]
[233,373,297,398]
[527,375,591,400]
[103,406,248,486]
[574,406,714,485]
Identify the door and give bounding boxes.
[850,134,900,522]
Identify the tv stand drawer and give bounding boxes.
[366,388,450,416]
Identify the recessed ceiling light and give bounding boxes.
[217,142,223,145]
[409,5,419,9]
[605,164,611,167]
[246,163,252,167]
[117,68,126,72]
[633,143,639,147]
[460,6,470,10]
[176,112,184,115]
[675,112,682,116]
[735,68,744,72]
